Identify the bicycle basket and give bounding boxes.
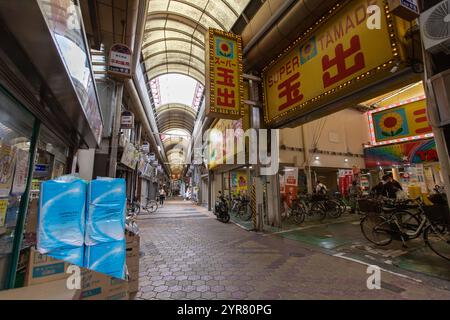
[357,198,382,214]
[423,204,450,224]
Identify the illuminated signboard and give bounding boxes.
[208,118,243,169]
[205,28,244,119]
[262,0,403,126]
[364,138,438,167]
[368,95,433,145]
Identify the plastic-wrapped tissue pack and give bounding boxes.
[84,240,126,279]
[85,178,126,245]
[37,176,86,260]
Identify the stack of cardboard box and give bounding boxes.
[126,232,140,294]
[19,247,129,300]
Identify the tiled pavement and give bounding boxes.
[134,200,450,300]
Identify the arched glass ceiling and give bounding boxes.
[149,74,203,109]
[143,0,252,176]
[143,0,251,84]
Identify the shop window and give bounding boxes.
[0,88,35,290]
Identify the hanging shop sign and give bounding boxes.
[368,96,433,145]
[121,142,139,169]
[11,149,30,195]
[141,142,150,153]
[364,138,438,167]
[205,28,244,119]
[0,144,16,197]
[387,0,419,21]
[208,118,243,169]
[148,153,156,161]
[108,43,132,79]
[120,111,134,129]
[262,0,403,127]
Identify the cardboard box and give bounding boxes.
[78,269,129,300]
[25,247,69,286]
[126,233,140,293]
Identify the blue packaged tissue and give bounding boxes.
[84,240,126,279]
[47,246,84,266]
[85,178,126,245]
[37,177,86,254]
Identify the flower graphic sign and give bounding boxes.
[373,108,409,139]
[369,98,433,144]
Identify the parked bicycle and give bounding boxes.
[141,197,159,214]
[230,195,251,221]
[360,196,450,261]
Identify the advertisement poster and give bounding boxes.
[280,167,299,210]
[0,144,16,197]
[11,149,29,195]
[0,198,8,227]
[231,171,248,195]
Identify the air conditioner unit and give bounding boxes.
[420,0,450,54]
[428,69,450,127]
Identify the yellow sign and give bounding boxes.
[205,28,244,119]
[370,98,432,143]
[208,118,243,169]
[0,198,8,227]
[263,0,402,126]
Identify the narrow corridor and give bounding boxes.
[135,200,450,300]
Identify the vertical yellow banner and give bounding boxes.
[205,28,244,119]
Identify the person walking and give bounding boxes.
[315,180,328,195]
[159,187,166,207]
[347,180,362,213]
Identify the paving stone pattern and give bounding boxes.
[135,200,450,300]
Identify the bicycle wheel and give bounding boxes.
[311,202,326,221]
[424,222,450,261]
[144,200,158,214]
[325,200,342,219]
[393,210,422,240]
[360,214,393,246]
[293,207,306,225]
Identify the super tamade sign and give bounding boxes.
[262,0,404,127]
[205,28,244,119]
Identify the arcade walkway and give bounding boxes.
[134,200,450,300]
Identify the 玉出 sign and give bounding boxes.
[108,44,132,79]
[369,96,433,144]
[120,111,134,129]
[263,0,402,126]
[205,28,243,119]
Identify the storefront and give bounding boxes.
[0,0,103,289]
[363,84,440,195]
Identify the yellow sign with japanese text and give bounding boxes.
[370,98,432,143]
[205,28,243,119]
[208,118,243,169]
[263,0,402,126]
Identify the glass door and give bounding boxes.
[0,87,36,290]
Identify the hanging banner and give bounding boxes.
[368,97,433,144]
[0,144,16,197]
[120,111,134,129]
[11,149,29,195]
[121,142,138,169]
[208,118,243,169]
[108,43,132,79]
[262,0,402,127]
[205,28,244,119]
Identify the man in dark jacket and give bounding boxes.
[382,174,403,198]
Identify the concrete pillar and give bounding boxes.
[266,174,281,227]
[108,82,124,178]
[77,149,96,181]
